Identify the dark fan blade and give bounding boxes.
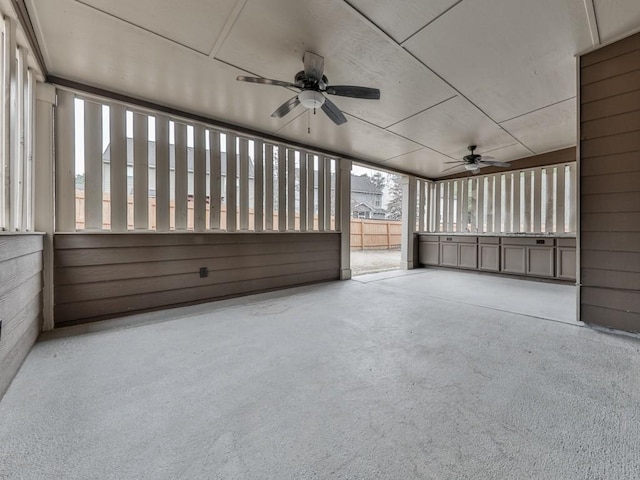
[321,96,347,125]
[270,96,300,118]
[479,160,511,167]
[303,52,324,83]
[443,161,465,164]
[325,85,380,99]
[479,155,495,160]
[441,164,465,173]
[237,76,298,88]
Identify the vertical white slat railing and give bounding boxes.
[434,183,441,232]
[477,177,485,233]
[174,122,188,230]
[544,167,554,232]
[513,171,521,232]
[485,176,494,233]
[54,90,75,231]
[254,140,264,232]
[264,143,274,231]
[418,180,425,232]
[133,112,148,230]
[210,131,222,230]
[556,165,566,233]
[494,174,502,233]
[287,148,296,231]
[193,125,206,232]
[155,115,170,232]
[533,167,542,233]
[84,100,102,230]
[523,170,532,232]
[109,103,127,232]
[299,150,307,231]
[568,164,577,232]
[226,133,237,232]
[238,137,249,230]
[277,145,287,231]
[4,18,17,229]
[324,158,332,230]
[504,173,512,233]
[24,69,35,230]
[14,47,25,230]
[317,155,325,232]
[307,154,315,230]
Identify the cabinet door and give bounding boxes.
[419,242,440,265]
[440,243,458,267]
[526,247,554,277]
[458,244,478,269]
[479,245,500,271]
[502,245,526,274]
[556,247,576,280]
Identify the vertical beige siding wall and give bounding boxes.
[0,235,43,397]
[54,232,340,326]
[580,32,640,332]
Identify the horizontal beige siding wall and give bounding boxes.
[580,31,640,332]
[54,233,340,326]
[0,235,43,398]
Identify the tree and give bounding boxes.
[367,171,386,192]
[386,174,402,220]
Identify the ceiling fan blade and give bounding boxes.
[270,96,300,118]
[440,164,465,173]
[443,161,465,164]
[303,52,324,83]
[321,96,347,125]
[479,160,511,167]
[479,155,495,160]
[237,76,298,88]
[325,85,380,100]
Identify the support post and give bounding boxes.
[34,83,55,330]
[338,158,351,279]
[401,175,417,270]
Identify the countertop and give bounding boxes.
[418,232,577,238]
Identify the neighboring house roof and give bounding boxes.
[353,202,386,215]
[351,174,382,195]
[102,138,254,177]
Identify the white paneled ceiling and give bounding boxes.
[24,0,640,178]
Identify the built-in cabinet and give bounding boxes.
[419,234,576,282]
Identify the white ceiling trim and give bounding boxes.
[583,0,601,46]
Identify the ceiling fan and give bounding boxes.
[236,51,380,126]
[441,145,511,174]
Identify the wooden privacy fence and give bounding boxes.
[350,218,401,250]
[74,192,400,249]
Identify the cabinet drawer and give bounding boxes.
[479,237,500,244]
[440,236,477,244]
[502,237,554,246]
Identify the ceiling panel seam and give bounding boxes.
[341,0,536,156]
[73,0,209,56]
[208,0,248,59]
[498,97,576,124]
[398,0,465,46]
[381,146,444,163]
[384,131,457,160]
[384,95,458,129]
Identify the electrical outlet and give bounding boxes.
[199,267,208,278]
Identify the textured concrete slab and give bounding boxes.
[0,271,638,480]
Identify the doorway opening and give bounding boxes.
[350,165,402,276]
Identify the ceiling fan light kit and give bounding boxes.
[298,90,325,109]
[236,51,380,126]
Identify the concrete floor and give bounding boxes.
[1,269,639,479]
